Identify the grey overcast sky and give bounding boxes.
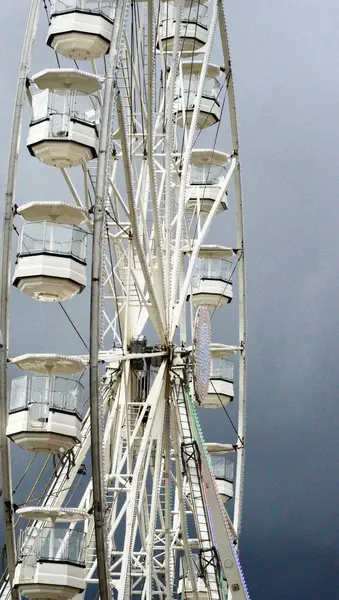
[1,1,338,599]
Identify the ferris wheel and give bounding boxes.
[0,1,249,600]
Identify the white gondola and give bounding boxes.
[14,507,87,600]
[7,354,86,453]
[47,0,116,60]
[6,375,83,453]
[13,202,88,302]
[27,69,102,167]
[173,63,221,128]
[208,447,234,502]
[158,0,208,54]
[191,246,233,307]
[202,344,235,408]
[186,149,229,215]
[207,357,234,407]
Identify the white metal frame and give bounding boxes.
[0,2,249,600]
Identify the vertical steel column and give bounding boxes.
[89,2,130,600]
